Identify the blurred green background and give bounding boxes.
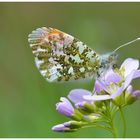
[0,2,140,138]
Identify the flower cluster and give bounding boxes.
[52,58,140,136]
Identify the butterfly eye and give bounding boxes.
[113,64,118,69]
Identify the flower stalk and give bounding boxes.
[119,107,126,138]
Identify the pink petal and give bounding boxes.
[94,79,109,93]
[121,58,139,77]
[105,69,122,84]
[94,80,105,92]
[132,90,140,97]
[133,70,140,79]
[83,95,111,101]
[123,71,135,89]
[126,85,133,93]
[111,86,124,98]
[68,89,92,104]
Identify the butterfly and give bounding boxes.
[28,27,139,82]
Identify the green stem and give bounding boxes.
[119,107,126,138]
[101,106,118,138]
[110,117,117,138]
[83,123,112,132]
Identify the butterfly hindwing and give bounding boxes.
[28,27,101,82]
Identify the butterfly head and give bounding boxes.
[107,52,118,68]
[98,52,118,77]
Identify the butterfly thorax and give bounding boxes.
[97,52,118,77]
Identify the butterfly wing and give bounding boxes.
[28,27,101,82]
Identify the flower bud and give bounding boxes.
[125,89,140,105]
[52,124,70,132]
[76,101,97,114]
[125,85,135,105]
[71,109,84,121]
[132,90,140,97]
[84,114,100,122]
[56,97,74,117]
[64,121,86,129]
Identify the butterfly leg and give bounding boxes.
[97,71,101,78]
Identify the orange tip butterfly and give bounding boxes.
[28,27,140,82]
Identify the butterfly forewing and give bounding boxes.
[28,27,101,82]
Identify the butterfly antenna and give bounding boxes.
[113,37,140,53]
